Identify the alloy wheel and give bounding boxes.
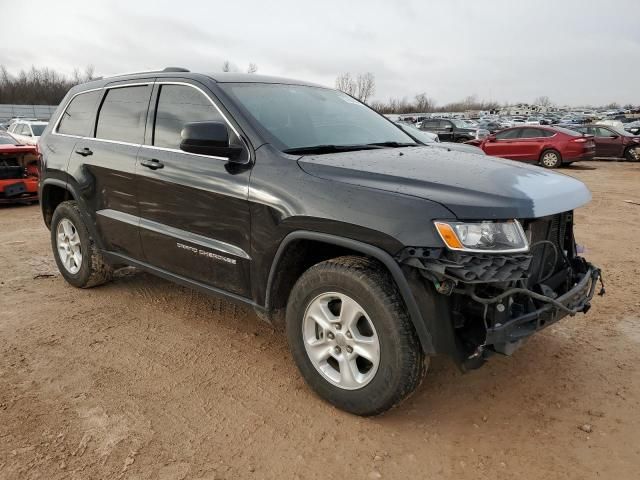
[56,218,82,274]
[302,292,380,390]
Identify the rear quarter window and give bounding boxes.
[57,90,101,137]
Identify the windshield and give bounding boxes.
[31,124,47,136]
[220,83,416,151]
[450,119,468,128]
[608,125,634,136]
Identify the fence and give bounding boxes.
[0,104,58,122]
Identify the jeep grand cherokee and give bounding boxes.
[39,68,602,416]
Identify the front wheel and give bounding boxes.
[540,149,562,168]
[624,147,639,162]
[285,256,427,416]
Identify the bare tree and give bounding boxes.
[335,72,356,96]
[354,73,375,103]
[534,95,551,107]
[247,63,258,74]
[222,60,231,72]
[414,93,434,113]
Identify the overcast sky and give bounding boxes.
[2,0,639,106]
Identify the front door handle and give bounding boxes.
[75,147,93,157]
[140,158,164,170]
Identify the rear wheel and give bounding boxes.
[540,149,562,168]
[51,200,113,288]
[285,256,427,416]
[624,147,639,162]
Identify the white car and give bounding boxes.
[7,120,48,146]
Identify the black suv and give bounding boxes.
[419,118,479,142]
[39,69,602,416]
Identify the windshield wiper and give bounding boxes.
[366,141,419,148]
[283,144,385,155]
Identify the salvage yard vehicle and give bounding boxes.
[39,69,602,416]
[469,125,595,168]
[0,131,39,203]
[419,118,488,142]
[395,121,486,155]
[7,120,48,146]
[561,124,640,161]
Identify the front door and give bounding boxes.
[136,81,253,298]
[593,126,622,157]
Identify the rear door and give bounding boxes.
[136,80,252,297]
[68,81,153,260]
[516,128,548,161]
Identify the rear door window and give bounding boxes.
[495,129,521,140]
[57,90,101,136]
[95,85,152,143]
[153,84,225,149]
[520,128,544,138]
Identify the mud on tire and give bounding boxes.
[285,256,427,416]
[50,200,113,288]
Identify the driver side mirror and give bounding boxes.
[180,121,244,161]
[486,134,496,142]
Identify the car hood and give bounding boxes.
[297,146,591,220]
[434,142,485,155]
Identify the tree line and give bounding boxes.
[0,65,96,105]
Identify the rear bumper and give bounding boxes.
[485,264,601,352]
[0,177,39,203]
[565,150,595,162]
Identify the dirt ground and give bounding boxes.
[0,161,639,480]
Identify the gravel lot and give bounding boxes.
[1,161,639,480]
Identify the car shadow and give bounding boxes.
[96,268,589,428]
[563,163,598,171]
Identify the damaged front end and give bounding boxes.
[399,212,603,369]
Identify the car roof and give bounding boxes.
[17,120,48,125]
[73,70,325,93]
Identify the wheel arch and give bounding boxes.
[264,231,435,354]
[41,179,76,229]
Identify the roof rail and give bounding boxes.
[162,67,190,72]
[103,67,191,79]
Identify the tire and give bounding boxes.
[624,147,639,162]
[540,149,562,168]
[50,200,113,288]
[285,256,427,416]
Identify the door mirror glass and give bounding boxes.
[180,121,243,160]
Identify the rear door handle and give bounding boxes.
[140,158,164,170]
[75,147,93,157]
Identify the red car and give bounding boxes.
[469,126,595,168]
[0,131,39,204]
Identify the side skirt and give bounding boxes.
[102,250,265,313]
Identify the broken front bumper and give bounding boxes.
[485,264,601,354]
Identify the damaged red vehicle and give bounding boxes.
[0,131,39,204]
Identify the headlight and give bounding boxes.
[434,220,529,253]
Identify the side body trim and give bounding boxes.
[97,209,251,260]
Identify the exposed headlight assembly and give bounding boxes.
[434,220,529,253]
